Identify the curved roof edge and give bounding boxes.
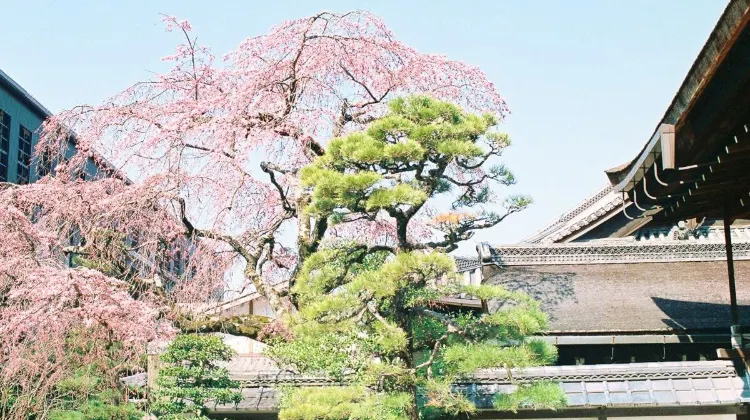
[522,185,620,244]
[607,0,750,185]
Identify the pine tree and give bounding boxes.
[267,96,565,419]
[151,334,242,419]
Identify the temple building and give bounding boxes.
[480,185,750,366]
[473,0,750,417]
[475,185,750,418]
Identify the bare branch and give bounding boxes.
[261,161,294,213]
[414,333,448,379]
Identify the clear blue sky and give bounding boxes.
[0,0,726,248]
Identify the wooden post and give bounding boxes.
[147,350,160,398]
[723,199,741,348]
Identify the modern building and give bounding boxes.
[0,68,54,184]
[0,68,205,287]
[0,68,104,184]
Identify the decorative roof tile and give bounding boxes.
[454,256,481,272]
[523,186,622,244]
[489,238,750,266]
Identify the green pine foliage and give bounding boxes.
[45,368,143,420]
[269,96,565,419]
[150,334,242,419]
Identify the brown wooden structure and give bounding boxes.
[608,0,750,335]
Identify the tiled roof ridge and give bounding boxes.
[488,240,750,265]
[218,358,736,388]
[454,256,481,272]
[523,185,617,244]
[543,195,625,244]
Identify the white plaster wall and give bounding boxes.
[219,301,250,317]
[216,332,267,355]
[252,297,275,318]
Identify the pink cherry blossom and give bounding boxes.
[1,12,508,414]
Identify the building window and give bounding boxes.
[0,110,10,182]
[37,150,52,178]
[17,125,32,184]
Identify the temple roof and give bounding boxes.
[606,0,750,189]
[184,357,747,413]
[454,256,481,272]
[487,225,750,265]
[605,0,750,223]
[519,180,750,245]
[523,185,622,244]
[484,259,750,333]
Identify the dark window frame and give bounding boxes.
[17,124,32,184]
[0,110,10,182]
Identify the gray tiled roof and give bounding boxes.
[125,359,748,412]
[462,361,747,409]
[204,358,748,412]
[454,256,481,272]
[484,260,750,332]
[488,240,750,266]
[523,186,617,244]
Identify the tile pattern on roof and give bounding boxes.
[207,358,747,411]
[490,239,750,265]
[543,196,624,244]
[454,257,481,272]
[485,260,750,332]
[524,186,623,244]
[635,226,750,242]
[465,374,745,408]
[465,361,738,384]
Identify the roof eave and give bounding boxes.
[0,69,53,120]
[608,0,750,191]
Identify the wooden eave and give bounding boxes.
[610,0,750,223]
